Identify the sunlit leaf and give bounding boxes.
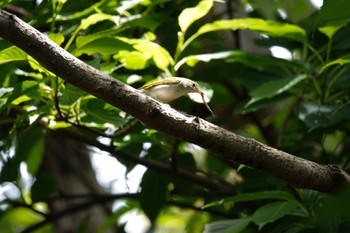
[114,50,151,70]
[195,18,306,42]
[79,13,116,30]
[246,74,307,107]
[134,41,174,71]
[49,33,65,46]
[28,56,55,76]
[0,46,27,65]
[0,87,14,98]
[318,20,349,39]
[1,81,39,111]
[252,200,299,230]
[75,37,133,56]
[175,50,306,71]
[178,0,214,33]
[204,218,252,233]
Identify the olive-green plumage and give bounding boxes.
[139,77,214,116]
[139,77,203,103]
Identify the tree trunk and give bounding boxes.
[41,131,114,233]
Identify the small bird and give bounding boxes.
[139,77,214,116]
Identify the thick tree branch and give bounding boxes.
[1,9,349,192]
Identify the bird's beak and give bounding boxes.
[194,87,204,95]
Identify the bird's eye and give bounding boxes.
[192,83,197,88]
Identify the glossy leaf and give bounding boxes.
[75,37,133,56]
[48,33,65,46]
[175,50,306,71]
[294,101,348,129]
[204,217,252,233]
[252,200,299,230]
[195,18,306,43]
[114,50,151,70]
[246,74,307,106]
[79,13,115,30]
[0,46,27,65]
[1,81,39,111]
[178,0,214,33]
[133,41,174,72]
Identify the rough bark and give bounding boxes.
[0,9,349,192]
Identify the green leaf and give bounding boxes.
[322,53,350,71]
[195,18,306,42]
[76,30,120,49]
[0,87,14,98]
[317,0,350,26]
[48,33,65,46]
[204,217,252,233]
[31,174,58,202]
[252,200,299,230]
[1,81,39,111]
[0,46,27,65]
[27,56,55,76]
[235,93,290,114]
[0,157,21,183]
[16,127,45,175]
[178,0,215,33]
[79,13,115,30]
[175,50,306,71]
[84,98,126,127]
[114,50,151,70]
[133,41,174,71]
[203,191,294,208]
[246,74,307,107]
[294,101,347,130]
[139,170,169,222]
[60,83,86,105]
[318,21,349,39]
[75,37,133,56]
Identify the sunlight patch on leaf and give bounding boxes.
[48,33,65,46]
[80,13,116,30]
[197,18,306,42]
[175,50,306,71]
[178,0,215,33]
[0,46,27,65]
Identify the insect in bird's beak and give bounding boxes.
[194,89,215,117]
